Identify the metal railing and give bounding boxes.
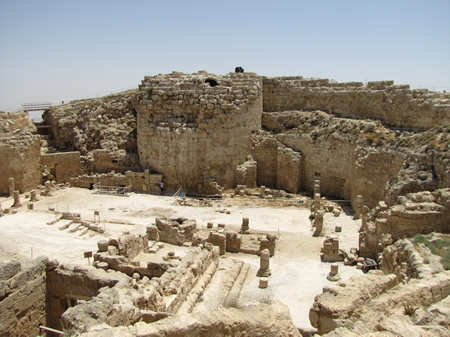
[93,183,132,196]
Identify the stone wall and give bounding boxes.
[263,77,450,130]
[0,112,41,195]
[43,90,139,172]
[62,246,220,333]
[135,71,263,192]
[71,170,162,193]
[276,145,302,193]
[40,152,81,183]
[251,136,279,187]
[309,271,450,336]
[278,134,356,200]
[46,262,120,332]
[0,257,48,337]
[0,136,41,195]
[359,189,450,258]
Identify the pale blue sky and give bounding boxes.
[1,0,449,112]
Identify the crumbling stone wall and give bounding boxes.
[0,112,41,195]
[235,155,257,188]
[276,145,302,193]
[250,136,303,193]
[263,77,450,130]
[147,217,197,246]
[135,71,262,192]
[71,170,162,193]
[278,133,355,200]
[63,246,220,333]
[43,90,139,173]
[251,136,279,187]
[40,151,81,183]
[359,189,450,258]
[309,271,450,336]
[0,257,48,337]
[46,262,120,331]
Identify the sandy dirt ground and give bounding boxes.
[0,187,363,330]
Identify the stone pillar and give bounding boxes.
[327,264,341,282]
[8,177,15,197]
[314,193,321,211]
[313,210,324,236]
[354,195,363,219]
[259,278,268,289]
[144,169,150,193]
[94,211,100,223]
[241,217,249,233]
[257,248,271,277]
[313,179,320,195]
[30,190,39,202]
[361,205,370,231]
[12,191,21,207]
[126,171,133,192]
[259,234,276,256]
[44,181,52,196]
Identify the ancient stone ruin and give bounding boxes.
[0,70,449,336]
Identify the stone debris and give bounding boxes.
[321,236,345,262]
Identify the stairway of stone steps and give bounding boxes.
[46,218,95,237]
[192,256,250,313]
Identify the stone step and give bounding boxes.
[192,257,245,313]
[176,258,219,314]
[224,263,250,307]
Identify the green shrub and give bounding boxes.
[413,234,450,270]
[146,87,153,98]
[413,234,436,254]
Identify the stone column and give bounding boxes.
[30,190,39,202]
[8,177,15,197]
[361,205,370,231]
[44,181,52,196]
[313,210,324,236]
[241,217,249,233]
[12,191,21,207]
[313,179,320,195]
[314,193,321,211]
[327,264,341,282]
[257,249,271,277]
[126,171,133,192]
[354,195,363,219]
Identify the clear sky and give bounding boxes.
[1,0,449,112]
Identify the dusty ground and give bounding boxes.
[0,187,362,330]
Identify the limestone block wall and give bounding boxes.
[135,72,263,192]
[92,149,139,173]
[276,146,302,193]
[359,189,450,258]
[0,136,41,195]
[0,257,48,337]
[352,148,405,208]
[278,134,355,200]
[42,90,139,172]
[263,77,450,130]
[250,136,303,193]
[46,263,120,332]
[71,170,162,193]
[62,246,220,333]
[235,156,257,188]
[40,151,81,183]
[251,136,279,187]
